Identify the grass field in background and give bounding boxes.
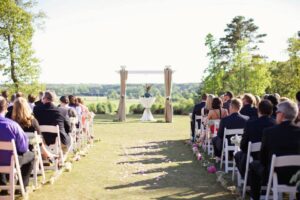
[81,96,140,109]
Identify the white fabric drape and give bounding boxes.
[117,69,128,121]
[164,67,173,123]
[140,97,156,121]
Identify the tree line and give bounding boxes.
[45,83,200,101]
[202,16,300,98]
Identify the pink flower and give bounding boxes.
[197,153,202,161]
[192,143,199,148]
[192,147,198,153]
[207,165,217,173]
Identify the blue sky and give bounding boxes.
[33,0,300,84]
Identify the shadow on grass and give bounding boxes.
[106,140,235,200]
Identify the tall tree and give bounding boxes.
[0,0,44,93]
[202,33,224,95]
[268,35,300,98]
[220,16,267,59]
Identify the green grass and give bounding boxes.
[28,115,237,200]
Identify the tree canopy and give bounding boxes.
[0,0,44,94]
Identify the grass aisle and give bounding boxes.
[29,115,236,200]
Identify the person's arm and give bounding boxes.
[13,123,29,153]
[32,118,41,135]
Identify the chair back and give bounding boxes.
[223,128,244,141]
[39,125,60,134]
[266,154,300,200]
[0,139,25,199]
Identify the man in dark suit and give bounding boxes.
[234,100,276,177]
[223,91,233,112]
[249,100,300,200]
[240,93,258,120]
[34,91,44,107]
[33,91,71,148]
[212,98,248,158]
[191,94,207,142]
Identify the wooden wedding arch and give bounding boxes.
[116,66,174,123]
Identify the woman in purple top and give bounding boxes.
[0,96,34,191]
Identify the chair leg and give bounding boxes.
[10,167,15,200]
[37,147,46,184]
[33,156,38,187]
[220,149,224,169]
[289,192,296,200]
[16,166,26,196]
[242,172,248,199]
[225,148,228,173]
[232,160,236,181]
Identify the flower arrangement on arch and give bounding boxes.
[143,84,152,98]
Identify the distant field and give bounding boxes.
[79,96,141,111]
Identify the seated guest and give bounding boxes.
[254,95,261,108]
[191,94,207,142]
[12,97,57,160]
[0,96,34,191]
[223,91,233,112]
[33,91,71,149]
[240,93,258,120]
[206,97,228,133]
[6,92,22,119]
[202,94,214,116]
[249,100,300,200]
[266,94,279,119]
[34,91,44,107]
[5,94,16,119]
[68,95,82,123]
[27,94,36,112]
[59,96,78,119]
[212,98,248,159]
[234,100,275,177]
[1,90,9,103]
[77,97,91,131]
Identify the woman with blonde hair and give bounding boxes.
[201,94,214,116]
[198,94,215,144]
[12,97,57,161]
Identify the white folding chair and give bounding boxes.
[194,115,202,142]
[265,154,300,200]
[39,125,64,170]
[25,131,46,187]
[0,139,26,199]
[205,119,220,156]
[239,142,262,199]
[220,128,244,173]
